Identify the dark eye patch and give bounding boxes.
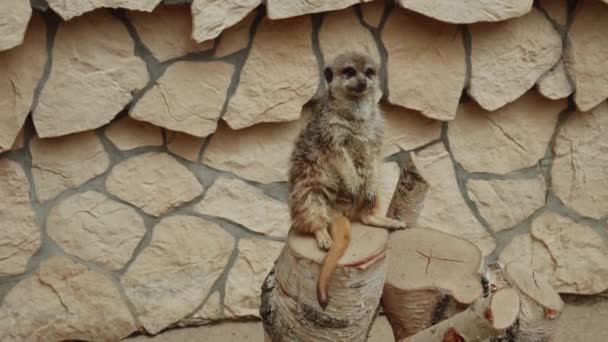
[343,67,356,78]
[364,68,375,78]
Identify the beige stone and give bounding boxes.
[552,102,608,219]
[0,14,46,152]
[469,8,562,111]
[224,239,283,318]
[361,0,385,28]
[499,233,555,286]
[9,129,25,151]
[125,322,263,342]
[448,92,565,174]
[0,0,32,51]
[266,0,372,19]
[203,118,306,184]
[398,0,532,24]
[47,0,162,20]
[411,143,495,255]
[555,298,608,342]
[381,103,441,157]
[223,16,317,129]
[188,291,223,323]
[129,4,213,61]
[191,0,261,43]
[34,11,148,138]
[166,130,205,162]
[131,60,233,138]
[320,7,380,66]
[383,8,465,120]
[539,0,567,27]
[467,176,546,232]
[122,215,234,334]
[106,152,202,217]
[536,60,573,100]
[564,0,608,111]
[0,257,137,342]
[0,159,40,276]
[105,116,163,151]
[47,191,146,270]
[531,212,608,294]
[215,12,256,57]
[195,177,290,238]
[30,132,110,203]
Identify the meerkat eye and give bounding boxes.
[365,68,375,78]
[343,67,356,78]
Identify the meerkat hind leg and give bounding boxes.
[315,228,333,251]
[360,214,407,230]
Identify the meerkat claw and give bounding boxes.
[315,229,333,251]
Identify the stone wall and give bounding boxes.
[1,0,608,341]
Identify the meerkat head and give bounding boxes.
[324,52,379,101]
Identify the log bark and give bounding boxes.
[260,223,389,342]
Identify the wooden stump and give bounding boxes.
[260,223,389,342]
[381,228,484,340]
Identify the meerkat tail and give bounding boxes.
[316,214,351,310]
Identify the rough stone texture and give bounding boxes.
[224,239,283,318]
[191,0,261,43]
[361,0,385,28]
[106,152,203,217]
[203,118,306,184]
[46,191,146,270]
[555,298,608,342]
[34,11,148,138]
[0,159,40,276]
[47,0,162,20]
[320,7,380,66]
[129,4,213,61]
[223,16,317,129]
[397,0,533,24]
[381,103,441,157]
[552,102,608,219]
[468,8,562,111]
[215,11,256,57]
[195,177,290,238]
[9,129,25,151]
[564,0,608,111]
[266,0,372,19]
[130,60,233,138]
[0,257,137,342]
[539,0,567,27]
[122,215,234,334]
[448,91,565,174]
[467,176,546,232]
[0,0,32,51]
[411,143,495,255]
[383,8,465,120]
[189,292,223,323]
[0,14,46,152]
[104,116,163,151]
[166,130,205,162]
[30,132,110,203]
[536,60,573,100]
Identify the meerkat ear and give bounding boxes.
[324,67,333,84]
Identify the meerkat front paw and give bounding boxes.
[315,228,333,251]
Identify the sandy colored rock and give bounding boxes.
[467,176,546,232]
[223,16,317,129]
[196,177,290,238]
[266,0,372,19]
[105,116,163,150]
[129,4,213,61]
[215,11,256,57]
[468,8,562,111]
[397,0,532,24]
[30,131,110,203]
[188,291,223,323]
[191,0,261,43]
[47,0,162,20]
[126,322,264,342]
[122,215,234,334]
[448,92,565,174]
[555,298,608,342]
[203,118,306,184]
[499,233,555,285]
[34,11,148,138]
[225,239,284,318]
[0,159,40,276]
[9,129,25,151]
[46,191,146,270]
[166,130,205,162]
[383,8,465,120]
[106,152,202,217]
[361,0,385,28]
[382,103,441,157]
[537,60,573,100]
[539,0,567,27]
[131,60,233,138]
[411,143,495,255]
[0,0,32,51]
[552,102,608,219]
[0,257,137,342]
[0,14,46,152]
[564,0,608,111]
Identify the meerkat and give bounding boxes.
[287,51,408,309]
